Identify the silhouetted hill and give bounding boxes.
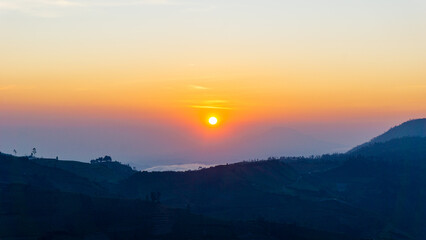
[312,137,426,239]
[119,160,381,238]
[31,157,135,183]
[349,137,426,162]
[349,118,426,152]
[115,134,426,239]
[0,154,107,196]
[123,160,299,197]
[0,183,362,240]
[372,119,426,142]
[0,153,364,239]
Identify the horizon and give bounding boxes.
[0,117,423,170]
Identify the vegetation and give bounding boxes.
[90,155,113,164]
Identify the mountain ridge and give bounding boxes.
[349,118,426,153]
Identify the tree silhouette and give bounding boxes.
[31,148,37,157]
[90,155,113,164]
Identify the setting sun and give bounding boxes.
[208,117,218,125]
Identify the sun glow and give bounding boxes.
[208,117,218,125]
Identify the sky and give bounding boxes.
[1,0,426,169]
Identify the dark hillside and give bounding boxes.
[31,157,135,183]
[371,119,426,143]
[349,118,426,153]
[312,138,426,239]
[0,154,107,196]
[349,137,426,163]
[0,183,362,240]
[119,160,381,238]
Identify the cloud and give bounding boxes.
[188,99,232,110]
[189,85,210,90]
[204,100,228,104]
[190,105,232,110]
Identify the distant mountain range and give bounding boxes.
[0,118,425,240]
[167,126,345,165]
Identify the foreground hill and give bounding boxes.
[119,160,381,238]
[31,157,135,183]
[0,154,107,196]
[0,153,362,240]
[0,184,361,240]
[314,137,426,239]
[117,135,426,239]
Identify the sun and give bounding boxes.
[208,116,218,125]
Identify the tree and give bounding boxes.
[31,148,37,157]
[90,155,113,164]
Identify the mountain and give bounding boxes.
[0,183,362,240]
[313,138,426,239]
[30,157,135,183]
[349,118,426,153]
[118,160,381,238]
[0,154,362,240]
[0,154,107,196]
[348,137,426,161]
[371,118,426,142]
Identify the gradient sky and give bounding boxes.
[1,0,426,168]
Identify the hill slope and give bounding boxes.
[119,160,381,237]
[349,137,426,161]
[315,137,426,239]
[0,156,362,240]
[0,154,107,196]
[349,118,426,152]
[31,157,135,183]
